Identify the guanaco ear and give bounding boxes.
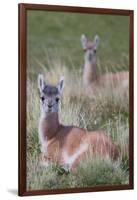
[81,34,87,50]
[94,35,99,50]
[38,74,45,93]
[57,76,64,94]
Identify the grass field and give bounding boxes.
[26,10,129,190]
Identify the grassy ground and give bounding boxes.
[26,10,129,190]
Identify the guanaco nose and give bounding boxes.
[89,53,93,61]
[48,104,52,108]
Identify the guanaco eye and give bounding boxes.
[94,49,97,54]
[55,97,59,102]
[40,96,45,101]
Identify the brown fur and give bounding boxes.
[81,35,129,96]
[40,113,119,171]
[38,74,120,171]
[84,61,129,96]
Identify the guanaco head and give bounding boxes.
[81,34,99,63]
[38,74,64,116]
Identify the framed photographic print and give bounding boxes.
[18,3,134,196]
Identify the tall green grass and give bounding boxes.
[26,10,129,190]
[26,63,129,190]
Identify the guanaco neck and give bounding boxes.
[83,57,98,86]
[39,112,60,141]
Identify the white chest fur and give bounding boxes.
[62,143,88,170]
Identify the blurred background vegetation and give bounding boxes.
[26,10,129,190]
[27,10,129,74]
